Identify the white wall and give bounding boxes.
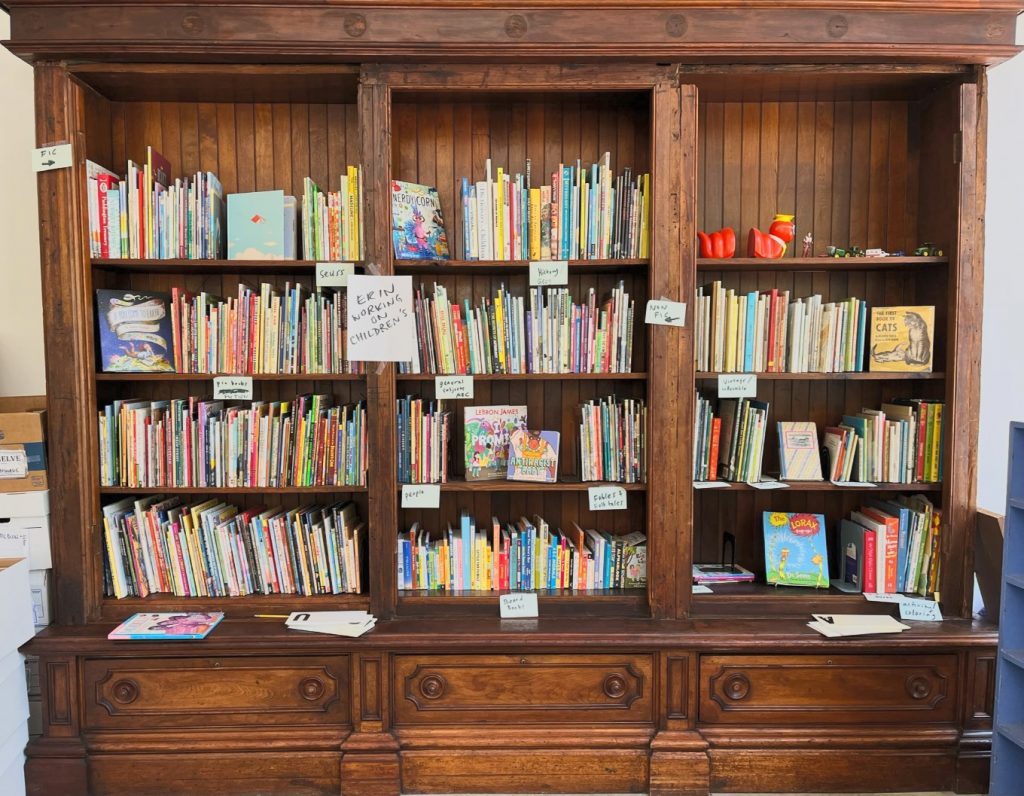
[0,10,1021,501]
[0,12,44,397]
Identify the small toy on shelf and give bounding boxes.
[914,243,944,256]
[825,245,866,258]
[864,248,889,257]
[697,227,736,259]
[747,214,795,259]
[801,233,813,258]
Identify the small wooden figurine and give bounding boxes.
[697,227,736,258]
[801,233,813,258]
[748,213,795,259]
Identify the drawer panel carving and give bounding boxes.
[394,654,653,725]
[700,654,956,724]
[83,655,349,729]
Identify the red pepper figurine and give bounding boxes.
[697,227,736,259]
[747,214,796,259]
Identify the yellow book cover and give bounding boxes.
[496,168,505,259]
[869,305,934,372]
[930,403,943,482]
[724,291,738,372]
[640,173,650,258]
[529,188,542,260]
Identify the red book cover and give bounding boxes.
[451,305,468,375]
[861,528,877,594]
[707,417,722,481]
[860,506,899,593]
[915,402,929,481]
[96,173,118,258]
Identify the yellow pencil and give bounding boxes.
[254,614,289,619]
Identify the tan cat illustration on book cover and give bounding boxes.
[869,306,934,372]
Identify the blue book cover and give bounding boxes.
[96,289,174,372]
[460,512,472,591]
[763,511,830,588]
[561,167,572,259]
[391,180,449,260]
[744,291,757,371]
[108,612,224,640]
[461,177,472,260]
[227,190,285,260]
[855,300,868,371]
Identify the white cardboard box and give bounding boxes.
[0,559,33,651]
[28,571,49,628]
[0,718,28,775]
[0,492,50,572]
[0,651,28,750]
[0,741,27,796]
[0,492,48,517]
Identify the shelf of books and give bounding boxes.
[689,86,953,615]
[387,87,654,614]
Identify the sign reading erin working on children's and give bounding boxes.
[346,275,415,362]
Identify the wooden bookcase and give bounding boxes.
[5,3,1020,794]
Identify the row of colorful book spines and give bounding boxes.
[301,172,364,260]
[578,417,647,482]
[396,411,451,484]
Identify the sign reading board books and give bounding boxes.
[869,305,935,372]
[391,180,450,260]
[763,511,830,588]
[506,429,559,483]
[464,405,528,481]
[96,289,174,373]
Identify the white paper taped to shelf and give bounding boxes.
[831,480,878,488]
[213,376,253,401]
[693,481,730,490]
[499,592,539,618]
[316,262,355,288]
[32,143,72,172]
[0,450,27,479]
[588,486,628,511]
[645,299,686,327]
[401,484,441,509]
[863,592,904,604]
[435,375,474,399]
[747,479,789,490]
[718,373,757,398]
[347,275,415,362]
[529,260,568,286]
[692,585,713,594]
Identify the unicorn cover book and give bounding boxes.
[96,289,174,372]
[464,405,528,481]
[506,428,560,483]
[391,180,450,260]
[763,511,830,588]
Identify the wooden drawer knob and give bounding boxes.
[603,674,627,699]
[723,673,751,701]
[420,674,446,700]
[298,677,325,701]
[906,675,932,700]
[112,679,139,705]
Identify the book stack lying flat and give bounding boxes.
[285,610,375,638]
[829,401,945,484]
[98,395,367,488]
[397,511,646,593]
[397,396,451,485]
[694,283,867,374]
[579,396,647,484]
[102,497,367,599]
[459,155,650,261]
[108,612,224,640]
[399,282,635,375]
[692,563,755,585]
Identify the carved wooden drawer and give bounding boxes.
[394,654,653,725]
[83,655,348,730]
[699,654,957,725]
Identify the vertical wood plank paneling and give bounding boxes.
[757,102,779,246]
[867,101,891,247]
[253,104,274,192]
[813,101,834,252]
[830,100,853,251]
[721,103,742,241]
[234,103,255,193]
[702,102,723,234]
[740,102,760,238]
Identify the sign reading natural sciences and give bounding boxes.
[346,275,415,362]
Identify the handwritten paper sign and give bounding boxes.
[529,260,568,286]
[435,375,474,400]
[863,592,904,604]
[316,262,355,288]
[499,592,539,618]
[898,597,944,621]
[0,450,28,479]
[645,299,686,327]
[718,373,757,398]
[32,143,72,173]
[588,485,628,511]
[401,484,441,509]
[747,479,789,490]
[346,275,415,362]
[693,481,731,490]
[213,376,253,401]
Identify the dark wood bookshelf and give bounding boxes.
[697,255,947,271]
[396,372,648,381]
[690,582,897,616]
[98,485,368,495]
[398,478,646,492]
[694,481,942,493]
[695,371,946,381]
[395,257,649,275]
[100,592,371,622]
[95,372,366,382]
[91,257,361,274]
[398,588,648,616]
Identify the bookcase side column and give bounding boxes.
[33,63,100,624]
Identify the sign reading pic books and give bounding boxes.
[869,305,935,372]
[96,289,174,373]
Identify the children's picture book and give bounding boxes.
[464,405,528,480]
[869,305,935,372]
[777,421,823,481]
[107,611,224,640]
[391,180,450,260]
[831,518,875,594]
[227,189,297,260]
[96,289,174,372]
[763,511,830,588]
[692,563,756,584]
[506,428,560,483]
[621,532,648,588]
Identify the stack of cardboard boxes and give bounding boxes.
[0,397,51,776]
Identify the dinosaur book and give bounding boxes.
[869,305,934,372]
[763,511,830,588]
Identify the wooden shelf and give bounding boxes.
[697,256,947,271]
[398,478,645,493]
[398,588,648,616]
[99,485,368,495]
[695,481,942,493]
[91,258,356,274]
[397,372,647,381]
[395,258,648,275]
[100,591,371,621]
[695,371,945,381]
[691,581,897,616]
[95,372,365,382]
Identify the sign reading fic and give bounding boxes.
[435,375,474,400]
[346,275,415,362]
[401,484,441,509]
[499,592,539,618]
[588,485,628,511]
[213,376,253,401]
[32,143,73,173]
[316,262,355,288]
[529,260,568,286]
[0,450,28,479]
[718,373,757,398]
[644,299,686,327]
